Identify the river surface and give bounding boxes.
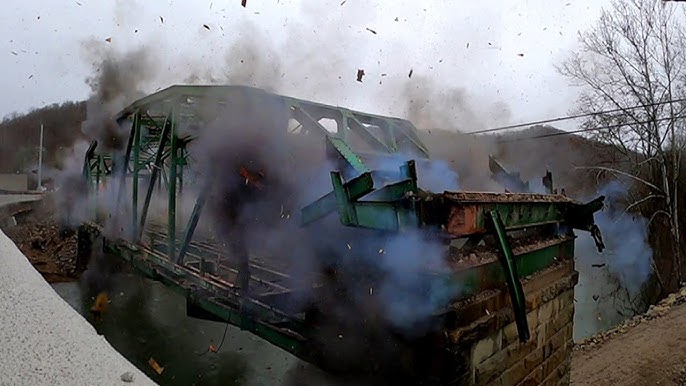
[52,274,313,386]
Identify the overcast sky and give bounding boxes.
[1,0,611,131]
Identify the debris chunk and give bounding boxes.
[148,358,164,375]
[120,372,135,383]
[356,69,365,82]
[90,292,109,319]
[365,27,377,34]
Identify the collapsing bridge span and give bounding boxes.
[79,85,605,382]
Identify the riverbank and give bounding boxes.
[1,195,80,283]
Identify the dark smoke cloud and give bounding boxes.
[81,44,153,150]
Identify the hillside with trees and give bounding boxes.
[0,101,86,175]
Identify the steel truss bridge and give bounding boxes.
[80,85,605,382]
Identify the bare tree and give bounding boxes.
[559,0,686,288]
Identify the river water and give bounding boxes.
[51,274,321,386]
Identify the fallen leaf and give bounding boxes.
[366,27,377,34]
[356,69,365,82]
[203,24,210,30]
[408,68,413,78]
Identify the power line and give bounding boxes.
[469,97,686,135]
[497,115,680,143]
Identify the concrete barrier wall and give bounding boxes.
[0,173,28,191]
[0,228,156,386]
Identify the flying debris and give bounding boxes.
[366,27,377,34]
[203,24,211,30]
[356,69,365,82]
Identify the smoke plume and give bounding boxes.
[573,181,653,340]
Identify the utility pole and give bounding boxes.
[38,123,43,191]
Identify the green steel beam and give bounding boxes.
[132,113,142,238]
[345,114,392,153]
[168,106,178,261]
[177,174,212,264]
[114,117,135,215]
[444,238,575,307]
[138,111,172,242]
[326,136,370,175]
[300,171,375,225]
[488,210,529,343]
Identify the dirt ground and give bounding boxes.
[571,289,686,386]
[1,196,78,283]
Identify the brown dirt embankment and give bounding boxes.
[1,196,78,283]
[571,287,686,385]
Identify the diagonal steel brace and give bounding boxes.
[488,209,530,343]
